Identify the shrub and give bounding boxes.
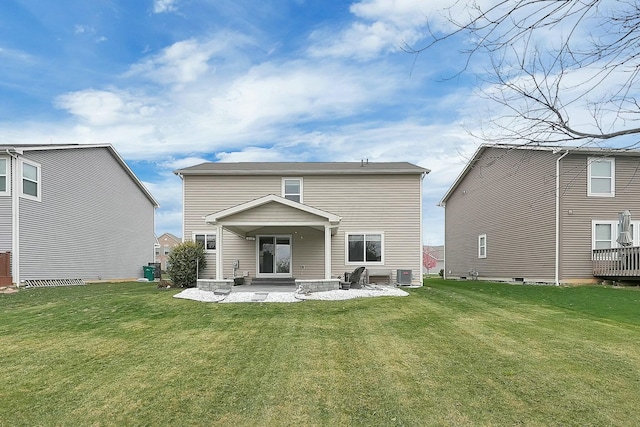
[438,269,444,278]
[166,241,206,288]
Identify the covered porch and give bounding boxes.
[203,194,342,282]
[593,246,640,279]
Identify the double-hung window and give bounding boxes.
[282,178,302,203]
[194,233,216,252]
[0,158,8,195]
[588,158,615,197]
[21,159,40,201]
[478,234,487,258]
[346,232,383,265]
[592,221,617,249]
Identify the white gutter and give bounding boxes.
[555,150,570,286]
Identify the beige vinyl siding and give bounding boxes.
[559,154,640,280]
[223,202,326,223]
[18,147,155,280]
[304,174,422,278]
[444,147,557,281]
[183,172,423,283]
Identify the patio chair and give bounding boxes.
[340,266,365,290]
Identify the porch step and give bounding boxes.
[251,292,269,302]
[250,278,296,287]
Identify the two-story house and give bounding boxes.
[175,161,429,287]
[155,232,181,271]
[0,144,158,285]
[440,144,640,284]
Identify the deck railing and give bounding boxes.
[593,246,640,277]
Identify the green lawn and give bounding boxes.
[2,280,640,426]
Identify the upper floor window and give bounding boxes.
[346,232,383,265]
[282,178,302,203]
[194,232,216,252]
[478,234,487,258]
[21,159,40,201]
[588,158,615,197]
[0,158,8,195]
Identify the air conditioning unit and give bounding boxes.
[396,269,412,285]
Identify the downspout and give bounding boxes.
[6,150,19,286]
[555,150,570,286]
[419,171,426,285]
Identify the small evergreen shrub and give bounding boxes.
[166,241,206,288]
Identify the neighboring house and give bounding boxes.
[155,232,181,270]
[0,144,158,285]
[423,245,444,275]
[440,143,640,284]
[175,162,429,286]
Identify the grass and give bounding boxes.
[2,280,640,426]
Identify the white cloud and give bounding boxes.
[54,89,159,126]
[308,0,433,60]
[74,24,95,35]
[351,0,433,27]
[153,0,179,14]
[126,38,225,86]
[162,157,210,170]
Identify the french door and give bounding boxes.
[257,235,292,277]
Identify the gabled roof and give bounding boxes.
[439,143,640,206]
[157,232,181,242]
[0,144,159,207]
[205,194,341,224]
[175,161,429,176]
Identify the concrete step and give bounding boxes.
[250,277,296,286]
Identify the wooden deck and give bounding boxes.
[593,246,640,278]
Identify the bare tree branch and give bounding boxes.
[412,0,640,147]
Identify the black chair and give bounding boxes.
[340,266,365,290]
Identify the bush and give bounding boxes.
[166,241,206,288]
[438,269,444,278]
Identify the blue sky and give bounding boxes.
[0,0,488,245]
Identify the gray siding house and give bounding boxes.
[440,144,640,284]
[0,144,158,285]
[175,162,429,286]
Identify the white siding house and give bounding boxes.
[0,144,158,285]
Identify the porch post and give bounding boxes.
[324,224,332,279]
[216,225,223,280]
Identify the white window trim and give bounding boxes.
[20,159,41,202]
[193,232,217,253]
[282,177,303,203]
[345,231,385,266]
[0,157,9,196]
[478,234,487,259]
[591,220,618,250]
[587,157,615,197]
[590,219,640,249]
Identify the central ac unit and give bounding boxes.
[396,269,412,285]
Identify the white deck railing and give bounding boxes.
[593,246,640,277]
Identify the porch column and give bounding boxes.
[324,224,332,279]
[216,225,223,280]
